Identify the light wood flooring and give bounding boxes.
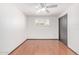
[10,40,76,55]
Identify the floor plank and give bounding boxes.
[10,40,76,55]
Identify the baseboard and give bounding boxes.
[8,39,77,55]
[8,39,28,55]
[67,47,78,55]
[59,40,78,55]
[8,39,58,55]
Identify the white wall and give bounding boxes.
[59,4,79,54]
[0,4,27,54]
[68,4,79,54]
[27,16,58,39]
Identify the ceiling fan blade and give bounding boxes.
[46,5,58,8]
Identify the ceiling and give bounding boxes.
[15,3,73,16]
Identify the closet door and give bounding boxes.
[59,14,67,45]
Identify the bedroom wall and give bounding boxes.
[0,4,27,54]
[27,16,59,39]
[59,4,79,54]
[68,4,79,54]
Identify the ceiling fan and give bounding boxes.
[37,3,58,13]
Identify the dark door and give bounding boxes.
[59,14,67,45]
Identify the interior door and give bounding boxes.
[59,14,67,45]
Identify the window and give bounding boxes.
[35,19,50,26]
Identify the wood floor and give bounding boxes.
[10,40,76,55]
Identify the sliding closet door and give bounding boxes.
[59,14,67,45]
